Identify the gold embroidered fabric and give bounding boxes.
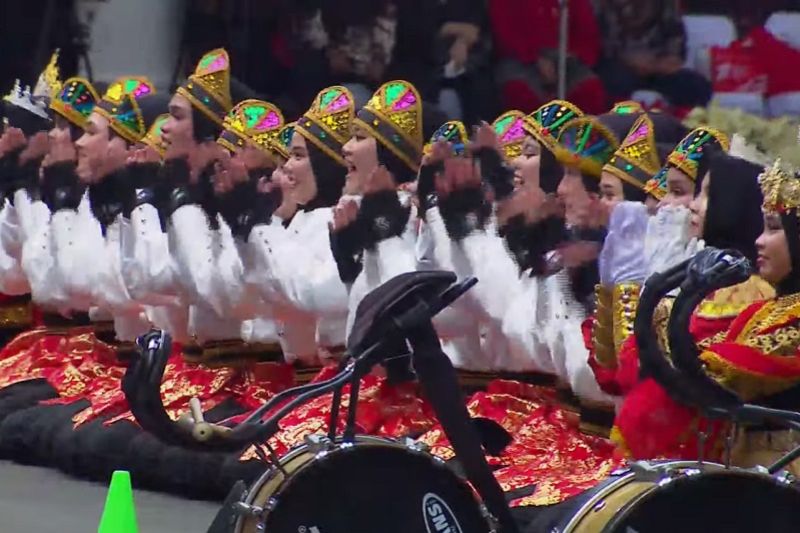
[699,293,800,400]
[593,284,615,368]
[613,283,641,353]
[696,276,775,319]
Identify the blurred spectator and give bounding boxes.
[281,0,491,124]
[596,0,712,110]
[490,0,608,114]
[711,0,800,99]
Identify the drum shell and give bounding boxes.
[560,461,800,533]
[235,435,490,533]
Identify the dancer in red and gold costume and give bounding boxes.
[615,156,800,472]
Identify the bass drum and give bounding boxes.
[559,461,800,533]
[234,435,492,533]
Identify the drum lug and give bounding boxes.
[774,470,796,486]
[630,461,701,483]
[404,437,430,454]
[304,434,334,456]
[232,501,266,518]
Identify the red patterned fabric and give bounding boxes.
[103,357,296,428]
[238,367,437,460]
[418,380,623,506]
[0,328,103,393]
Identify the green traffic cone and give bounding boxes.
[97,470,139,533]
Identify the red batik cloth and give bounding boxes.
[418,380,624,507]
[238,366,437,460]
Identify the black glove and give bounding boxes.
[41,162,84,211]
[437,186,492,242]
[88,170,126,233]
[160,158,197,219]
[219,180,283,240]
[416,161,442,216]
[330,222,365,284]
[357,190,411,250]
[122,162,161,218]
[4,157,43,202]
[475,147,514,201]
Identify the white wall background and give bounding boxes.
[75,0,187,91]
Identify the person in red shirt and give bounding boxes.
[490,0,607,114]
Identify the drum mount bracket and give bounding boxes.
[628,461,703,484]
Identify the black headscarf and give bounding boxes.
[703,152,764,265]
[539,146,563,195]
[303,142,346,210]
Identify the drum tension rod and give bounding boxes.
[723,423,738,469]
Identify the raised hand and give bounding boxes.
[330,197,360,233]
[471,121,499,153]
[0,127,27,157]
[19,131,49,165]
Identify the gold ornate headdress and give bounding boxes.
[353,80,423,172]
[603,114,661,191]
[666,127,730,181]
[142,114,170,157]
[176,48,232,127]
[218,99,285,158]
[644,127,730,199]
[33,49,62,100]
[50,77,100,129]
[610,100,644,115]
[295,86,355,166]
[272,122,295,161]
[528,99,583,153]
[94,77,156,143]
[553,116,620,177]
[424,120,468,156]
[760,159,800,214]
[491,110,531,161]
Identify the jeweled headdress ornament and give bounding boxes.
[218,99,285,158]
[528,99,583,153]
[553,116,620,177]
[424,120,468,156]
[50,77,100,129]
[176,48,233,127]
[603,114,661,191]
[353,80,423,172]
[142,113,169,157]
[760,159,800,215]
[492,110,531,161]
[295,86,355,167]
[95,77,156,143]
[272,122,295,161]
[3,80,50,121]
[32,49,62,101]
